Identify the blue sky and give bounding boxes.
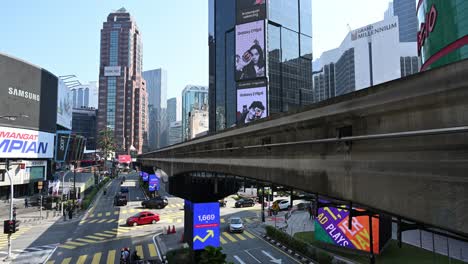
[0,0,390,102]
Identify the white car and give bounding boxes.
[228,217,244,233]
[275,199,291,210]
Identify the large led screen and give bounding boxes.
[237,80,268,124]
[57,79,72,130]
[314,201,381,254]
[193,202,220,250]
[236,0,266,24]
[235,20,265,81]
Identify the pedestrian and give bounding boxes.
[308,204,313,220]
[63,207,67,221]
[68,207,73,220]
[24,198,28,208]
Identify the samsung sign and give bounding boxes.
[104,66,121,77]
[0,126,54,158]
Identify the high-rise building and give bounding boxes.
[209,0,313,132]
[72,107,98,150]
[71,82,99,109]
[312,15,418,102]
[142,69,167,151]
[392,0,418,42]
[167,97,177,124]
[168,121,182,146]
[182,85,208,141]
[188,109,209,139]
[97,8,148,154]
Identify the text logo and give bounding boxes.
[418,4,438,56]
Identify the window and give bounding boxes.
[299,0,312,36]
[109,31,119,66]
[269,0,299,31]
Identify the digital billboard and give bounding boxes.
[235,20,265,81]
[0,126,55,158]
[237,80,268,124]
[236,0,266,24]
[149,174,159,192]
[55,130,71,162]
[141,172,149,182]
[193,202,220,250]
[314,200,391,254]
[57,79,72,129]
[0,53,58,133]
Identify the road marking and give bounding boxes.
[244,218,253,223]
[91,252,102,264]
[243,231,255,239]
[135,245,144,259]
[46,261,55,264]
[234,255,246,264]
[220,236,227,244]
[244,249,261,263]
[148,243,157,257]
[107,219,116,223]
[85,235,106,240]
[76,238,96,243]
[221,218,225,223]
[114,211,119,215]
[65,241,87,246]
[105,212,111,216]
[129,209,136,213]
[88,219,98,223]
[122,210,128,214]
[107,250,115,264]
[61,257,71,264]
[234,233,246,240]
[104,230,118,235]
[76,255,87,264]
[89,214,94,218]
[177,219,182,223]
[97,213,103,217]
[97,219,107,223]
[95,233,114,238]
[222,232,237,242]
[249,231,301,264]
[57,245,75,250]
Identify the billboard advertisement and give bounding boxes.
[0,126,55,158]
[57,79,72,129]
[236,0,266,24]
[235,20,265,81]
[104,66,121,77]
[0,53,58,133]
[314,201,382,254]
[149,174,159,192]
[141,172,149,182]
[237,80,268,124]
[118,155,131,164]
[193,202,220,250]
[55,130,71,162]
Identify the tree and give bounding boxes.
[97,128,116,170]
[198,246,232,264]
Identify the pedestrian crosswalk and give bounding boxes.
[86,203,184,218]
[0,227,31,249]
[47,243,159,264]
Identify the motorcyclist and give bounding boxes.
[120,247,130,263]
[103,188,107,195]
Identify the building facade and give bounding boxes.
[388,0,418,42]
[188,109,209,140]
[97,8,148,154]
[313,15,419,102]
[209,0,313,132]
[168,121,182,146]
[182,85,208,141]
[167,97,177,124]
[71,82,99,109]
[417,0,468,71]
[142,69,167,151]
[72,107,97,150]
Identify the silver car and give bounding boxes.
[228,217,244,233]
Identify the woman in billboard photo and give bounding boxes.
[240,101,265,124]
[236,40,265,80]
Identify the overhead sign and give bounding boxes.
[236,0,266,24]
[149,174,159,192]
[193,202,220,250]
[0,53,58,133]
[118,155,131,164]
[314,200,383,254]
[141,172,149,182]
[104,66,121,77]
[0,126,55,158]
[57,79,72,129]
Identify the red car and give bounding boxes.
[126,211,160,226]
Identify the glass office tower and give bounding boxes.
[209,0,313,133]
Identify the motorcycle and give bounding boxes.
[120,248,130,264]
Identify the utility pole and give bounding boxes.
[3,160,13,261]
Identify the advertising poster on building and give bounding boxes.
[118,155,131,164]
[0,53,58,133]
[237,80,268,124]
[0,126,55,158]
[57,79,73,130]
[193,202,220,250]
[141,172,149,182]
[55,131,71,162]
[149,174,159,192]
[235,20,265,81]
[236,0,266,24]
[314,200,381,253]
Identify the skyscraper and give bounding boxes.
[97,8,148,154]
[209,0,313,132]
[142,69,167,151]
[182,85,208,141]
[71,82,99,109]
[392,0,418,42]
[167,97,177,123]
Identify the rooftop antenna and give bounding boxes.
[347,23,352,32]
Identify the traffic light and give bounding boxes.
[3,220,17,234]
